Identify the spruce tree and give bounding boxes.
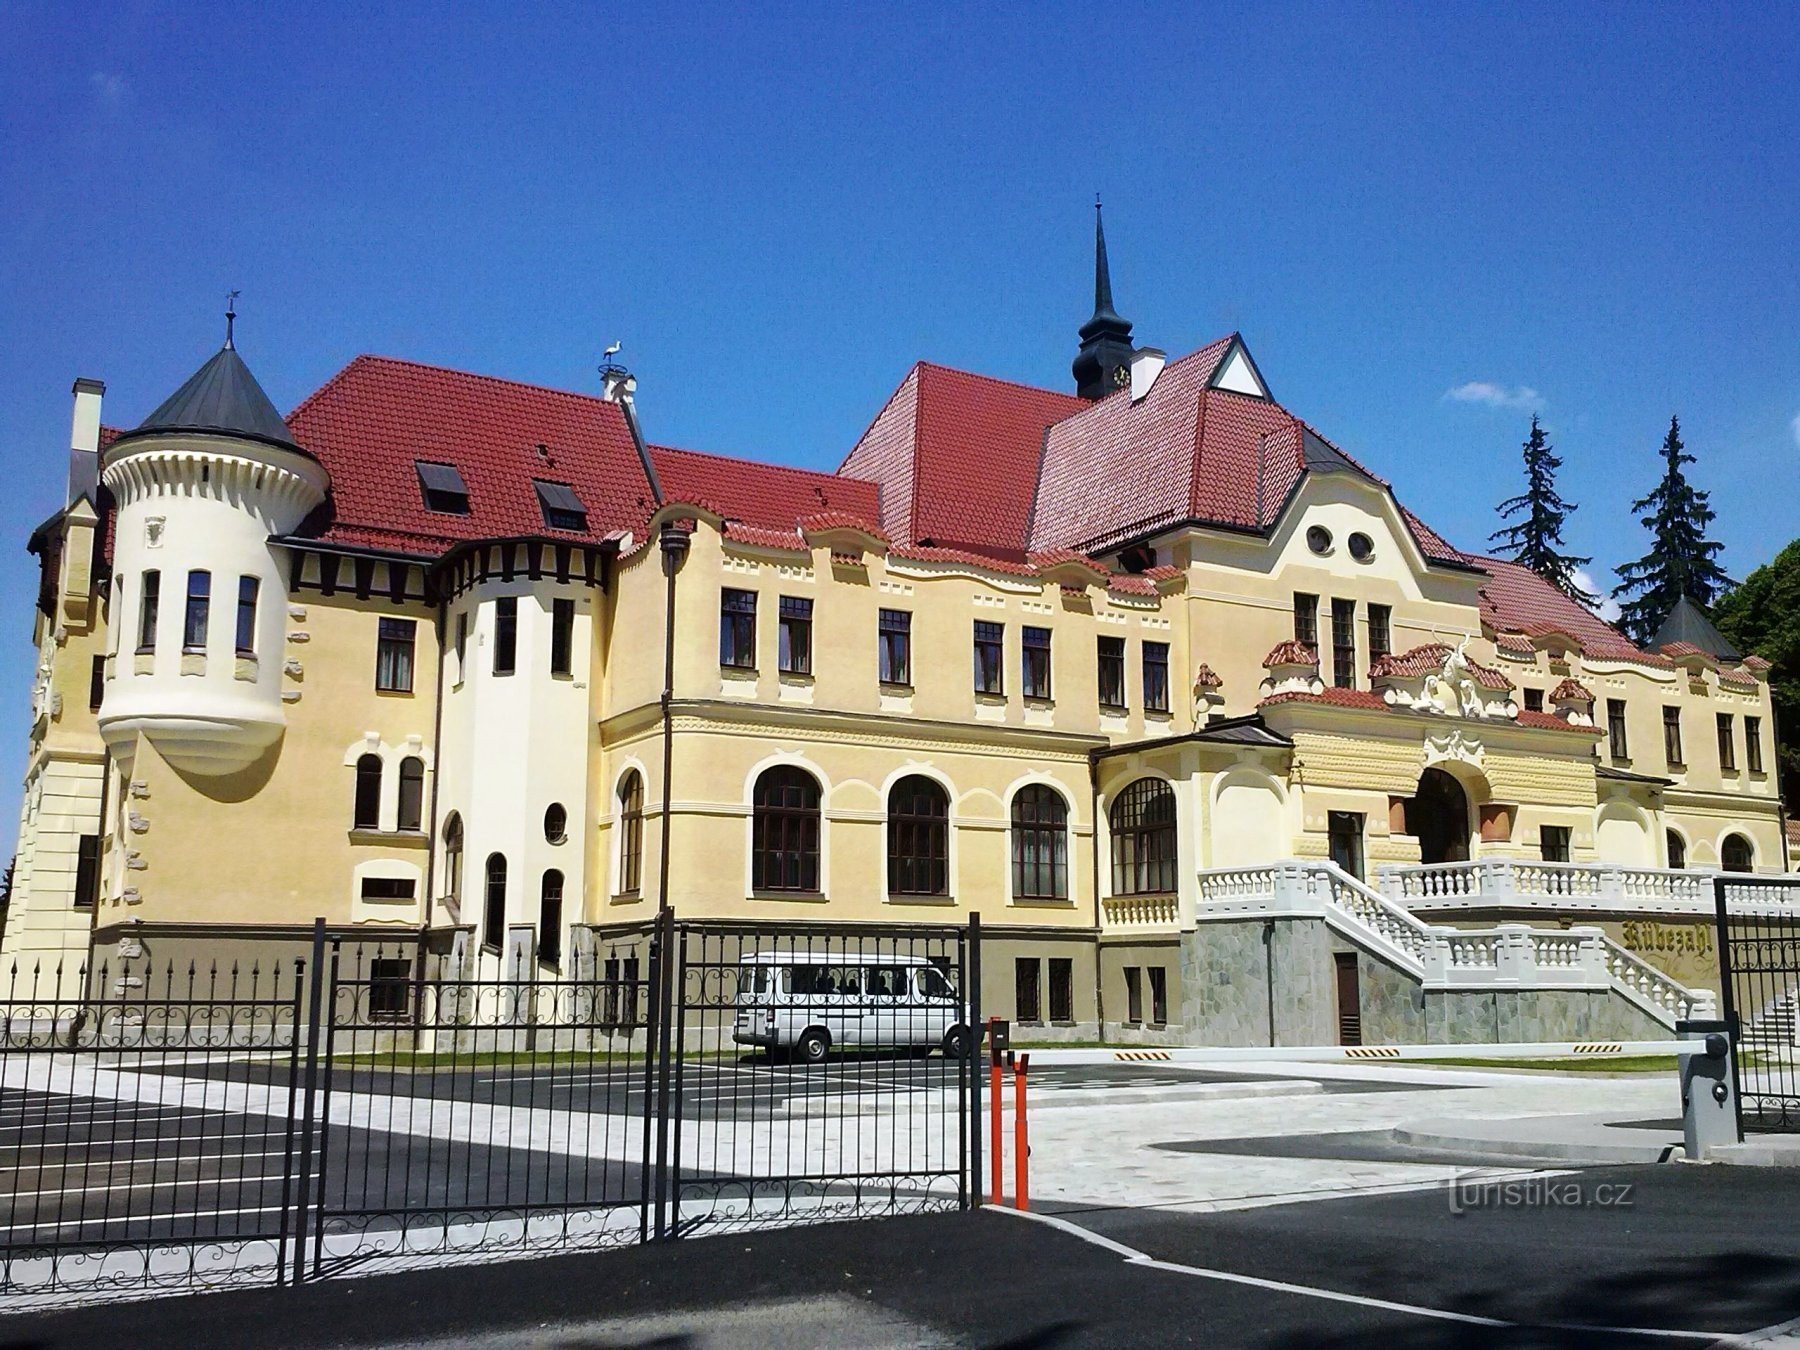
[1490,415,1597,605]
[1612,416,1731,644]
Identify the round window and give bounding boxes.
[1306,525,1333,555]
[1348,532,1374,562]
[544,803,568,845]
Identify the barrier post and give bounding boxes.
[1013,1052,1030,1212]
[987,1016,1008,1206]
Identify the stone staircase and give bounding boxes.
[1740,986,1799,1047]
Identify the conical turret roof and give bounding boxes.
[1652,594,1740,661]
[126,343,306,455]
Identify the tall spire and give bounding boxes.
[225,290,239,349]
[1072,198,1135,399]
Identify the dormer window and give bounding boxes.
[534,480,587,532]
[417,462,470,515]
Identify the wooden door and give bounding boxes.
[1334,952,1362,1047]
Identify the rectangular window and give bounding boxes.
[1524,688,1544,712]
[183,570,210,652]
[973,620,1004,694]
[1048,958,1073,1022]
[359,876,418,901]
[1148,966,1168,1025]
[1015,957,1042,1023]
[416,461,470,515]
[1368,604,1392,660]
[1293,592,1319,647]
[533,479,588,532]
[89,654,105,711]
[1331,598,1356,688]
[1539,825,1572,863]
[879,608,912,685]
[1143,641,1171,713]
[137,570,159,652]
[1124,967,1143,1024]
[494,596,518,675]
[455,611,469,679]
[1717,712,1736,772]
[1022,626,1052,700]
[778,596,813,675]
[376,617,417,693]
[235,576,259,656]
[367,957,412,1019]
[1097,636,1126,708]
[550,597,575,676]
[1607,699,1629,760]
[720,588,757,669]
[73,834,100,909]
[1747,716,1764,775]
[1663,707,1684,767]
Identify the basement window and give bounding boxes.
[534,480,588,532]
[416,462,470,515]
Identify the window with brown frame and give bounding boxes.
[1110,777,1177,895]
[888,774,949,896]
[617,770,644,895]
[752,766,821,892]
[1097,636,1126,709]
[1010,785,1068,901]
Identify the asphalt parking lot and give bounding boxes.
[7,1173,1800,1349]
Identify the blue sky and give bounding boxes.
[2,3,1797,853]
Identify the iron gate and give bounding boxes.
[0,910,982,1301]
[1713,875,1800,1134]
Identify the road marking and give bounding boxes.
[6,1171,303,1200]
[0,1148,294,1177]
[10,1202,288,1233]
[995,1207,1739,1343]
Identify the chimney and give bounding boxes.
[68,377,104,504]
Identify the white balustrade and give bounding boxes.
[1377,859,1785,917]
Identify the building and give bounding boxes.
[5,221,1787,1043]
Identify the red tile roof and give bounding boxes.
[1550,678,1595,702]
[653,444,879,535]
[287,356,656,556]
[1369,643,1513,691]
[1260,687,1388,711]
[887,543,1040,577]
[1264,640,1320,667]
[1514,708,1602,734]
[838,362,1085,553]
[1475,555,1661,665]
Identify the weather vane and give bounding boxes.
[225,289,241,349]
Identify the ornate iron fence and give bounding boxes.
[0,911,981,1301]
[1714,876,1800,1134]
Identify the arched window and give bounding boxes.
[752,766,821,892]
[353,754,383,830]
[443,812,464,906]
[617,771,644,895]
[1722,833,1755,873]
[1110,778,1177,896]
[1666,829,1686,870]
[396,757,425,832]
[483,853,508,950]
[888,775,949,897]
[539,870,564,967]
[1011,785,1068,901]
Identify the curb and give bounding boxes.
[1390,1121,1677,1165]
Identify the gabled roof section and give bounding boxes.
[1207,334,1271,400]
[655,444,880,535]
[124,344,304,455]
[286,355,656,555]
[1476,555,1658,665]
[1652,595,1741,662]
[838,362,1085,553]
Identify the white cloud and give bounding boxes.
[1791,412,1800,449]
[1444,381,1543,411]
[1572,569,1622,622]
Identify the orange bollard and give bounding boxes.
[1013,1052,1030,1211]
[989,1054,1004,1205]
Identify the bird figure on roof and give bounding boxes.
[602,341,622,361]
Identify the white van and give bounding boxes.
[732,952,970,1063]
